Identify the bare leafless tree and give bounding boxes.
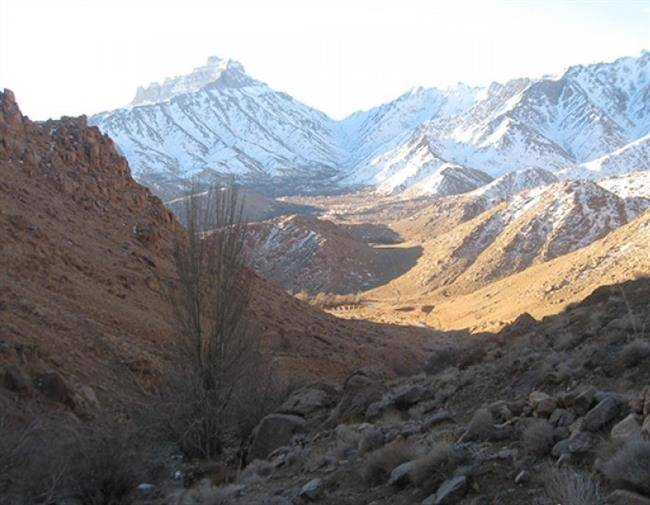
[159,180,275,460]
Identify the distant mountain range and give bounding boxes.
[90,51,650,198]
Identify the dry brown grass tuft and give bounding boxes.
[0,417,145,505]
[310,292,362,309]
[411,443,466,494]
[362,438,415,486]
[555,331,587,351]
[522,420,555,457]
[466,408,496,441]
[424,347,460,375]
[602,440,650,495]
[618,339,650,367]
[543,466,604,505]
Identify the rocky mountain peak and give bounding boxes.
[130,56,255,106]
[0,88,24,129]
[91,52,650,199]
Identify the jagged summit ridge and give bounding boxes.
[131,56,256,106]
[90,51,650,198]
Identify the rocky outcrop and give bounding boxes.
[248,414,306,461]
[159,279,650,505]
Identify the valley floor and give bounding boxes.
[280,187,650,333]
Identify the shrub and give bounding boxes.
[618,339,650,368]
[602,440,650,495]
[522,420,555,457]
[0,416,41,504]
[358,426,384,455]
[555,331,586,351]
[335,424,362,458]
[424,347,459,375]
[67,424,146,505]
[362,438,414,486]
[411,443,466,493]
[310,292,361,309]
[543,466,604,505]
[1,416,145,505]
[157,181,280,461]
[465,408,496,441]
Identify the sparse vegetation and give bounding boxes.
[602,440,650,495]
[0,416,145,505]
[543,466,604,505]
[555,331,587,351]
[423,347,460,375]
[618,338,650,367]
[157,181,277,460]
[411,443,466,493]
[522,420,555,456]
[294,290,362,309]
[362,438,414,486]
[465,408,497,441]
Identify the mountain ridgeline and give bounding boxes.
[90,52,650,199]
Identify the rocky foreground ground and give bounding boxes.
[131,278,650,505]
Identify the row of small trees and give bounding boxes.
[160,181,279,460]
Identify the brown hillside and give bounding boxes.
[0,90,444,417]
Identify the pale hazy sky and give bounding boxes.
[1,0,648,120]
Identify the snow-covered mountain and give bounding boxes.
[399,164,492,197]
[598,171,650,199]
[392,179,650,296]
[90,51,650,198]
[91,57,343,197]
[468,167,559,207]
[357,51,650,188]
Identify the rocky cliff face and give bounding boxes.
[0,88,179,415]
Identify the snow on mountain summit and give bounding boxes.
[91,51,650,199]
[130,56,255,106]
[469,167,558,206]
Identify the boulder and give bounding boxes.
[506,399,527,417]
[551,431,595,457]
[75,385,100,412]
[514,470,528,484]
[393,385,427,409]
[488,401,513,422]
[582,395,625,432]
[299,478,323,501]
[35,371,75,407]
[607,490,650,505]
[2,365,30,393]
[421,410,454,431]
[422,475,468,505]
[610,414,642,444]
[642,416,650,440]
[549,408,576,427]
[409,399,440,419]
[249,414,305,461]
[280,386,333,417]
[567,387,597,416]
[366,385,427,421]
[643,386,650,417]
[262,498,293,505]
[332,381,386,424]
[365,397,395,421]
[136,483,155,493]
[529,391,556,417]
[388,460,416,487]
